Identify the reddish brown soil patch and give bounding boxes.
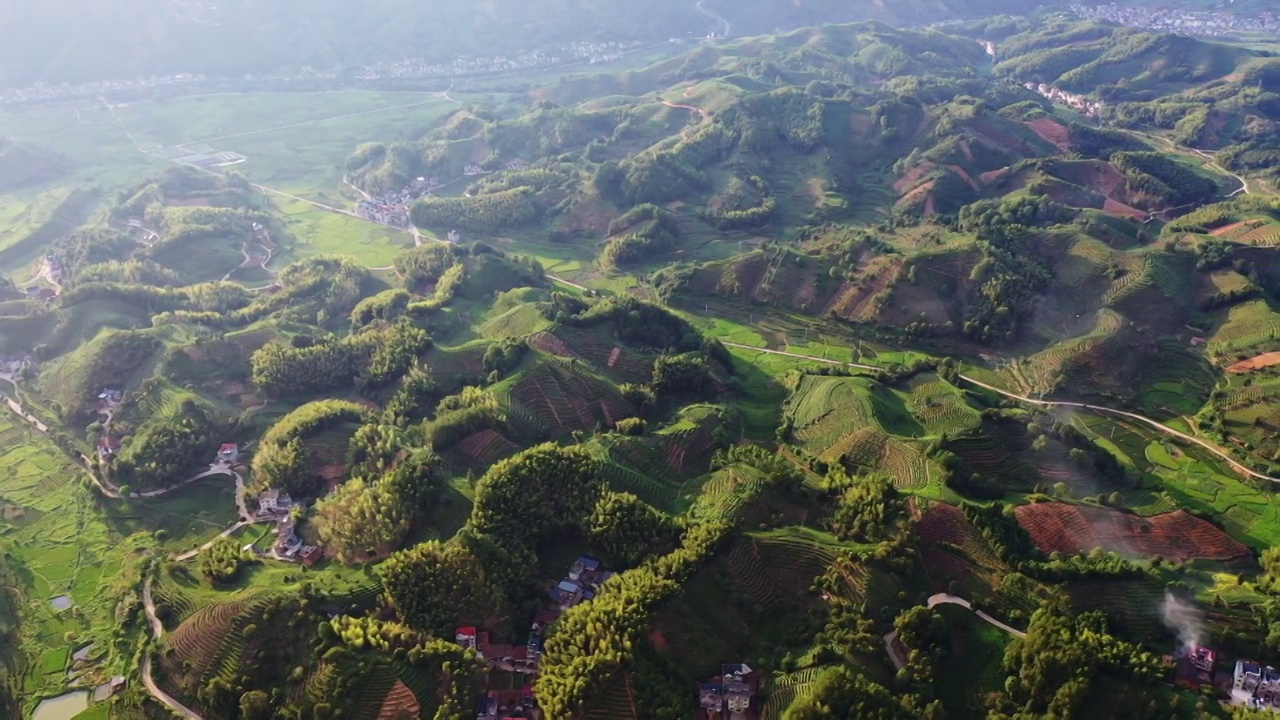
[980,167,1010,185]
[1050,160,1129,199]
[924,194,936,216]
[165,197,215,207]
[893,161,936,194]
[1014,503,1250,562]
[316,464,348,482]
[851,112,875,140]
[454,429,520,468]
[898,179,935,206]
[959,139,974,163]
[648,628,668,650]
[1227,351,1280,373]
[558,196,617,236]
[528,331,576,358]
[946,164,981,191]
[824,257,902,321]
[1102,198,1146,220]
[915,503,976,546]
[1025,117,1071,150]
[1211,219,1265,237]
[376,680,421,720]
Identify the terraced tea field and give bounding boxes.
[760,668,824,720]
[500,359,633,438]
[1206,299,1280,359]
[904,375,981,436]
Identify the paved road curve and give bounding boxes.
[956,374,1276,483]
[717,342,1275,484]
[926,593,1027,639]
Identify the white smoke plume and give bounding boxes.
[1162,592,1204,649]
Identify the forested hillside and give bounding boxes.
[4,10,1280,720]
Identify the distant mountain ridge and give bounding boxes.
[0,0,1050,88]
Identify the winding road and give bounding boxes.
[886,593,1025,671]
[926,593,1027,639]
[1128,129,1252,198]
[141,574,204,719]
[694,0,731,38]
[715,342,1275,483]
[957,375,1274,483]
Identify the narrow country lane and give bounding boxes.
[926,593,1027,639]
[956,375,1276,483]
[141,574,203,720]
[713,343,1275,483]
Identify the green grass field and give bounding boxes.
[0,417,148,707]
[0,91,470,271]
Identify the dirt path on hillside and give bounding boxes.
[1226,352,1280,373]
[720,341,878,370]
[141,574,204,719]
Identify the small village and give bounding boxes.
[354,176,441,227]
[0,38,646,109]
[356,40,642,81]
[1071,3,1280,38]
[447,554,758,720]
[351,158,528,227]
[1166,644,1280,712]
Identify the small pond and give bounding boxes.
[49,595,73,612]
[66,643,96,678]
[30,690,89,720]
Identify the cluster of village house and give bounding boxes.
[356,41,642,81]
[354,176,441,226]
[246,222,276,268]
[1024,82,1104,118]
[352,159,527,228]
[457,556,608,719]
[699,664,757,719]
[95,388,124,458]
[247,480,324,566]
[0,353,34,379]
[1071,3,1280,38]
[450,555,757,719]
[0,74,210,107]
[1170,645,1280,711]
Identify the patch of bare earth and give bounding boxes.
[893,161,936,194]
[824,258,902,321]
[1211,219,1265,237]
[1025,118,1071,150]
[898,180,935,207]
[1227,352,1280,373]
[558,196,617,236]
[376,680,421,720]
[946,165,981,191]
[1102,198,1146,220]
[980,167,1010,185]
[1015,503,1250,562]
